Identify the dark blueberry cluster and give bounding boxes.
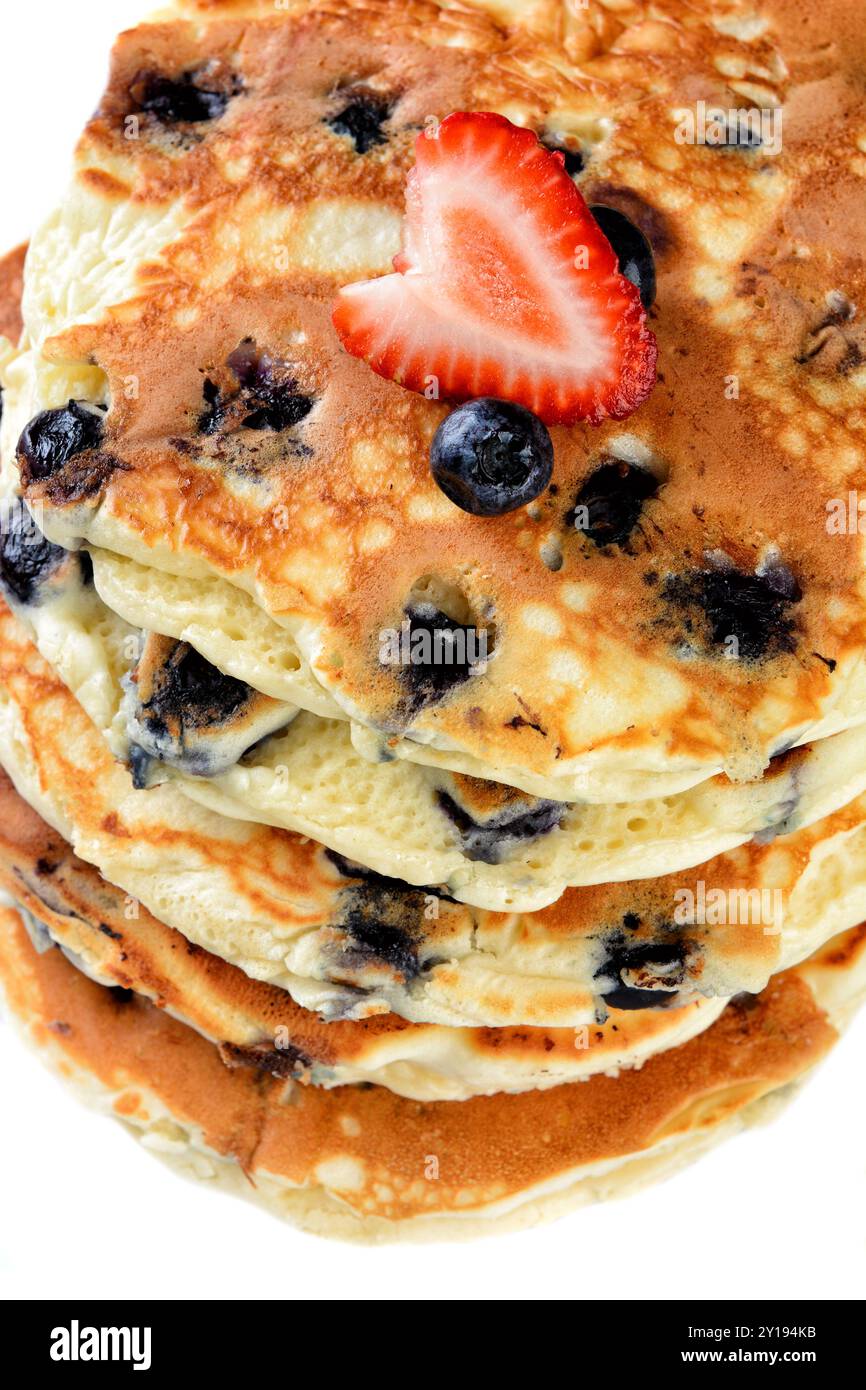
[139,643,253,736]
[199,341,314,434]
[325,853,444,982]
[396,601,486,713]
[663,560,802,663]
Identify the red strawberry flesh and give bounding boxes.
[333,111,658,426]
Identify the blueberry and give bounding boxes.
[437,789,566,864]
[130,70,233,124]
[663,563,802,663]
[430,399,554,517]
[139,642,252,733]
[566,458,658,547]
[199,345,315,434]
[395,601,485,712]
[240,361,314,430]
[17,402,104,483]
[595,940,686,1011]
[198,378,224,434]
[0,503,67,606]
[590,205,656,309]
[326,91,392,153]
[541,136,584,176]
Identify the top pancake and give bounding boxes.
[10,0,866,792]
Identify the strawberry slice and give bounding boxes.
[332,111,657,426]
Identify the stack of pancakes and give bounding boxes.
[1,0,865,1240]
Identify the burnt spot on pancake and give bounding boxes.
[436,779,566,865]
[125,633,292,783]
[197,339,315,436]
[129,67,240,124]
[594,934,692,1012]
[219,1040,313,1081]
[326,87,393,153]
[566,458,660,548]
[662,556,802,663]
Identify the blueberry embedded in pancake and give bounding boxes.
[198,339,316,435]
[0,501,88,609]
[128,65,240,125]
[124,632,295,785]
[594,927,695,1014]
[219,1040,314,1083]
[662,554,803,663]
[589,206,657,309]
[540,134,584,177]
[326,87,394,153]
[386,575,496,720]
[436,775,567,865]
[397,602,485,712]
[16,401,126,506]
[17,402,105,483]
[323,851,460,994]
[566,457,660,548]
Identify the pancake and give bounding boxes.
[6,524,866,912]
[4,596,866,1031]
[0,768,737,1100]
[9,0,866,803]
[2,901,864,1240]
[87,543,866,804]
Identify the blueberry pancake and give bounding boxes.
[0,768,735,1100]
[2,900,864,1240]
[6,525,866,913]
[1,0,866,1246]
[7,0,866,806]
[4,596,866,1031]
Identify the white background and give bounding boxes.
[0,0,864,1303]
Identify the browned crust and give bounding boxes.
[0,765,724,1076]
[3,591,866,1024]
[17,1,866,779]
[0,244,25,344]
[0,905,851,1222]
